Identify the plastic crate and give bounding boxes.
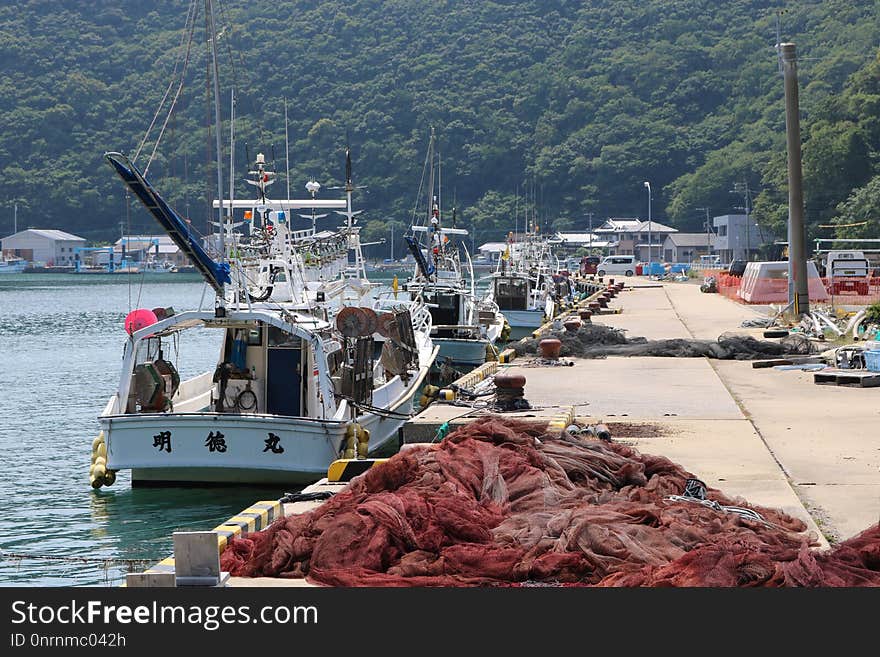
[865,350,880,372]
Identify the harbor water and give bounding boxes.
[0,274,308,586]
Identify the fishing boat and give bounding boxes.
[0,257,27,274]
[91,0,435,487]
[402,132,506,368]
[95,150,436,486]
[485,227,569,339]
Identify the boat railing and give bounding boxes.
[410,300,433,337]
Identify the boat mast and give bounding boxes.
[228,88,235,234]
[285,99,291,201]
[207,0,226,305]
[426,128,435,228]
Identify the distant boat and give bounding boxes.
[485,229,570,339]
[402,130,506,368]
[0,257,27,274]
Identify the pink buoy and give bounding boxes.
[125,308,159,335]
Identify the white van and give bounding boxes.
[596,255,636,276]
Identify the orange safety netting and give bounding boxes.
[221,417,880,587]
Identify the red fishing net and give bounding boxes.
[221,417,880,586]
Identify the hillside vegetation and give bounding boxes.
[0,0,878,254]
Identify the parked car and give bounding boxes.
[727,260,747,277]
[596,255,636,277]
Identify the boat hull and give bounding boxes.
[502,309,547,339]
[434,337,491,368]
[102,388,418,486]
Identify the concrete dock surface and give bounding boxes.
[224,275,880,585]
[601,277,878,544]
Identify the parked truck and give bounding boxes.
[823,250,871,295]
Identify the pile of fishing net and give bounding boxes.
[513,324,816,360]
[220,417,880,586]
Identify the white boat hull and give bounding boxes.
[102,391,417,486]
[0,262,26,274]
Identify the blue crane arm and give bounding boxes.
[105,152,230,293]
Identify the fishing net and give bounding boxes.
[220,417,880,586]
[513,324,816,360]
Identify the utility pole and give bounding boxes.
[697,207,711,257]
[731,181,752,260]
[587,212,593,252]
[782,43,810,316]
[643,181,652,263]
[13,202,17,234]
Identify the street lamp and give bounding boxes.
[696,206,712,260]
[643,181,652,263]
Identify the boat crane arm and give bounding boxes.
[105,152,231,293]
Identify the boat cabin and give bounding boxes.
[493,275,530,311]
[120,311,343,421]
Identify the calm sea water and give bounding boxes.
[0,273,312,587]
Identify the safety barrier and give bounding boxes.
[715,274,880,305]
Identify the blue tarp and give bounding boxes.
[643,262,691,275]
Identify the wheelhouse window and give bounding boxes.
[494,277,528,310]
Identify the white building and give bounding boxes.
[0,229,86,266]
[114,235,186,267]
[477,242,508,263]
[594,218,678,260]
[551,232,615,252]
[713,214,773,263]
[662,233,717,263]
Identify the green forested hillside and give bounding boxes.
[0,0,878,254]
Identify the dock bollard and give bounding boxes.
[564,318,581,332]
[494,372,529,411]
[539,338,562,360]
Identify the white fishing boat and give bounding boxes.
[96,150,436,487]
[401,131,506,368]
[0,256,27,274]
[91,1,435,487]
